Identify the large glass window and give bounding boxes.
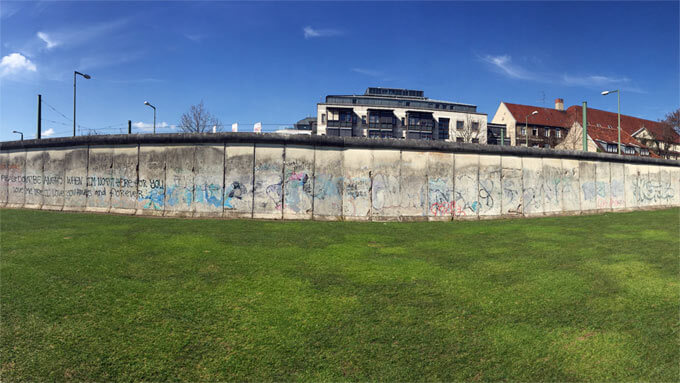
[438,118,450,140]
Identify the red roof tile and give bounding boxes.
[583,124,648,148]
[566,105,680,144]
[503,102,571,128]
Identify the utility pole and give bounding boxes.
[37,94,42,139]
[128,120,132,134]
[582,102,588,151]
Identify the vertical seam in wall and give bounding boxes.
[281,145,286,220]
[311,145,316,220]
[84,145,90,210]
[398,150,402,221]
[162,145,168,217]
[499,155,503,217]
[221,143,226,219]
[135,143,140,214]
[368,150,373,221]
[451,152,456,221]
[476,154,480,220]
[520,156,525,217]
[577,161,583,213]
[58,149,65,210]
[425,152,430,219]
[340,148,345,221]
[250,144,255,219]
[191,145,197,217]
[607,161,611,211]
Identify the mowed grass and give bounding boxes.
[1,208,678,381]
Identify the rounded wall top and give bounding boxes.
[0,132,678,167]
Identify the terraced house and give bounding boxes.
[316,87,487,143]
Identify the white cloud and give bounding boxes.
[480,53,644,93]
[303,26,342,39]
[352,68,383,77]
[37,32,59,49]
[43,128,55,137]
[37,18,130,50]
[481,54,537,81]
[184,33,206,42]
[132,121,174,132]
[0,53,37,77]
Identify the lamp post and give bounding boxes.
[601,90,621,154]
[12,130,23,141]
[73,71,91,136]
[525,110,538,146]
[144,101,156,134]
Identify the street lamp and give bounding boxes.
[12,130,23,141]
[601,89,621,155]
[144,101,156,134]
[73,71,91,136]
[525,110,538,146]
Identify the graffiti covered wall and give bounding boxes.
[1,134,678,220]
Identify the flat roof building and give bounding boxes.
[316,87,487,143]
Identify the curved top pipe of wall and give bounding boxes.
[1,132,678,167]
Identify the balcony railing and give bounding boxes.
[327,120,353,128]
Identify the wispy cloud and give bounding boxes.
[481,54,538,81]
[37,32,59,49]
[352,68,383,77]
[78,51,143,71]
[107,77,164,84]
[0,53,37,78]
[43,128,55,137]
[480,53,644,93]
[37,18,130,50]
[184,33,206,42]
[303,26,342,39]
[132,121,175,132]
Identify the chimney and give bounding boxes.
[555,98,564,111]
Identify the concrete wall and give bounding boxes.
[1,133,678,220]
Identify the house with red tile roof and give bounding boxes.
[490,99,571,148]
[490,99,666,158]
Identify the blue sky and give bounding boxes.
[1,1,678,141]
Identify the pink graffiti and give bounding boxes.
[288,172,307,181]
[430,201,467,216]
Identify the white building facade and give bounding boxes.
[316,88,487,143]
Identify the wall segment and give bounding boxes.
[1,133,678,220]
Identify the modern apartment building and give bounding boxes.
[316,87,487,143]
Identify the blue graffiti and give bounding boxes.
[139,187,164,210]
[166,185,193,207]
[195,183,223,208]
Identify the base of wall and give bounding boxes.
[41,205,63,211]
[2,205,677,223]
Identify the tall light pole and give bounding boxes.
[12,130,23,141]
[73,71,91,136]
[601,90,621,154]
[525,110,538,146]
[144,101,156,134]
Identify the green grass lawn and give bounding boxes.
[1,208,678,381]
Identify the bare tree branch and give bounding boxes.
[179,101,222,133]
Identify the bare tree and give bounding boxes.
[458,114,480,143]
[555,123,580,150]
[657,109,679,159]
[179,101,222,133]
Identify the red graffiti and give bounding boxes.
[430,201,468,216]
